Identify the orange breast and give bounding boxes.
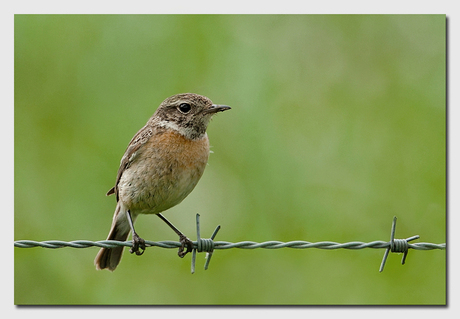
[151,130,210,168]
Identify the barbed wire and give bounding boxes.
[13,239,445,250]
[14,215,446,273]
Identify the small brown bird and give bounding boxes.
[95,93,230,271]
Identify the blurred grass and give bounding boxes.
[14,14,445,305]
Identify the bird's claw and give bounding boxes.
[178,235,193,258]
[130,233,146,256]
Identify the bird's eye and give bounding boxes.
[178,103,192,114]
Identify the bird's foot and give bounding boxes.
[178,234,193,258]
[130,232,146,256]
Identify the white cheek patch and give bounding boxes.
[157,120,195,138]
[157,119,181,131]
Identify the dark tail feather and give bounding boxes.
[95,206,130,271]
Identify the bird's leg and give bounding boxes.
[157,213,193,258]
[127,210,145,256]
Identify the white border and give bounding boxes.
[3,1,457,318]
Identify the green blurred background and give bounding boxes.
[14,14,446,305]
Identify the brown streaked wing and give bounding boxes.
[106,124,156,201]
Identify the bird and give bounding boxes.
[94,93,230,271]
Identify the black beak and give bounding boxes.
[204,104,231,114]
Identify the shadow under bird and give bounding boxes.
[95,93,230,271]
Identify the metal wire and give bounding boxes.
[14,215,446,273]
[13,239,446,250]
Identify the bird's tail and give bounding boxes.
[95,204,132,271]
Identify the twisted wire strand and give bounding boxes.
[13,239,446,250]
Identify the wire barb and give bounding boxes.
[379,216,421,272]
[191,214,220,273]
